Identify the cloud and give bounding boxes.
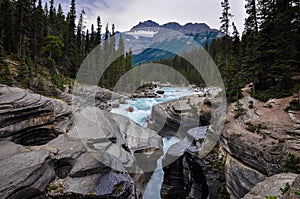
[48,0,246,34]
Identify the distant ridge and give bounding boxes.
[131,20,211,33]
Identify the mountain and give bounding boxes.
[116,20,223,65]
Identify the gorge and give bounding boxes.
[0,83,299,199]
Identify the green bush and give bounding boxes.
[265,196,277,199]
[0,62,13,86]
[281,153,300,173]
[234,101,246,119]
[280,183,290,195]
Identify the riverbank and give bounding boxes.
[0,83,299,199]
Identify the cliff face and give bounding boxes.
[0,85,162,199]
[148,88,228,198]
[221,85,300,198]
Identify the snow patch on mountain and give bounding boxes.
[125,30,159,39]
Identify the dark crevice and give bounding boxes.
[12,128,59,146]
[55,158,74,179]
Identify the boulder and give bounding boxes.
[69,106,162,173]
[156,90,165,95]
[148,93,215,137]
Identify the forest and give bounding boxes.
[0,0,133,91]
[155,0,300,102]
[0,0,299,103]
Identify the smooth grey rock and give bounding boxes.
[94,171,133,198]
[0,140,24,160]
[243,173,299,199]
[148,94,213,137]
[0,148,55,199]
[47,134,87,160]
[225,156,266,199]
[69,106,162,173]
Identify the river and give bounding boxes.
[111,86,199,199]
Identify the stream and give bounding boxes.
[111,87,199,199]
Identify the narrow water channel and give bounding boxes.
[111,87,198,199]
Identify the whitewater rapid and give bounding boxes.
[111,86,198,199]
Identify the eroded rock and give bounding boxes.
[0,84,73,146]
[243,173,299,199]
[0,144,55,199]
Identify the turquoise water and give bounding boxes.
[111,87,197,199]
[111,87,197,126]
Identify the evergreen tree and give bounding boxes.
[244,0,258,34]
[0,0,14,53]
[96,16,102,45]
[85,29,90,55]
[117,34,126,75]
[67,0,77,77]
[90,24,95,49]
[219,0,234,66]
[0,39,13,86]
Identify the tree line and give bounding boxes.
[213,0,300,102]
[0,0,133,90]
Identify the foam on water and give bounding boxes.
[111,87,198,126]
[111,86,198,199]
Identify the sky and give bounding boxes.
[51,0,247,34]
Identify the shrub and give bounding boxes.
[234,101,246,119]
[280,183,290,195]
[265,196,277,199]
[281,153,300,173]
[198,138,205,144]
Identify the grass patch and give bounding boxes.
[198,138,205,144]
[245,122,266,134]
[265,196,278,199]
[113,182,124,194]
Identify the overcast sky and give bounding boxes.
[52,0,247,33]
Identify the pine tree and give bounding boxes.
[0,39,13,86]
[67,0,77,77]
[220,0,234,66]
[244,0,258,34]
[96,16,102,46]
[117,34,125,75]
[90,24,95,49]
[0,0,14,53]
[49,0,55,34]
[85,29,90,55]
[15,0,34,58]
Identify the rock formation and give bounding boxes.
[0,84,73,146]
[221,85,300,198]
[148,88,221,137]
[0,85,162,199]
[243,173,300,199]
